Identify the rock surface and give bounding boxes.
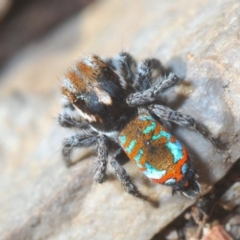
[220,182,240,211]
[0,0,239,239]
[0,0,11,21]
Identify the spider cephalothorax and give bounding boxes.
[59,52,221,200]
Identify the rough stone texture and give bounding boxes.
[0,0,239,239]
[225,213,240,239]
[220,182,240,211]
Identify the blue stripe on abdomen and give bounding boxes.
[143,163,166,179]
[166,140,183,163]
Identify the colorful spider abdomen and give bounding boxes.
[118,114,200,197]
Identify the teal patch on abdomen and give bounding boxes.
[166,140,183,163]
[181,162,189,174]
[152,129,171,141]
[143,121,156,134]
[134,148,144,168]
[164,178,176,185]
[118,135,126,146]
[139,115,156,134]
[139,115,154,122]
[143,163,166,180]
[125,139,137,154]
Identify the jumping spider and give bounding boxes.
[59,52,220,200]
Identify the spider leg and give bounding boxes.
[62,130,110,183]
[135,58,164,91]
[62,131,97,167]
[126,73,181,107]
[149,104,222,148]
[110,149,151,201]
[105,52,137,85]
[94,135,108,183]
[59,113,90,129]
[58,102,91,130]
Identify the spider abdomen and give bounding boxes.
[118,114,200,197]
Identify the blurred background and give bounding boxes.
[0,0,94,68]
